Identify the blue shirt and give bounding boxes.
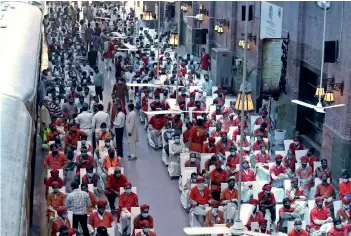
[202,80,214,96]
[93,72,104,88]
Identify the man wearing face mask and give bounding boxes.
[283,149,297,176]
[289,137,304,156]
[327,216,351,236]
[163,122,174,145]
[339,172,351,201]
[64,124,88,151]
[220,177,239,224]
[189,176,213,227]
[184,153,201,174]
[62,95,78,119]
[192,100,206,121]
[252,134,268,151]
[296,156,313,193]
[315,172,336,209]
[47,181,66,228]
[253,122,268,138]
[75,146,94,176]
[118,182,139,236]
[202,74,214,96]
[235,135,251,156]
[81,165,101,193]
[105,167,128,211]
[46,169,64,193]
[75,103,93,141]
[102,147,119,184]
[187,92,197,110]
[80,183,97,217]
[288,218,308,236]
[133,205,154,234]
[336,198,351,225]
[226,145,240,177]
[270,154,288,188]
[47,123,65,142]
[51,207,72,236]
[210,122,222,138]
[112,77,129,105]
[181,172,198,209]
[88,200,114,230]
[258,184,277,223]
[315,159,333,183]
[286,179,307,218]
[95,122,110,146]
[168,132,188,174]
[205,200,224,226]
[210,160,228,201]
[44,144,69,170]
[182,122,193,148]
[189,117,207,153]
[150,95,163,110]
[255,110,271,130]
[231,125,249,140]
[255,144,271,179]
[210,104,223,122]
[148,113,167,149]
[232,112,248,128]
[309,197,333,235]
[135,220,156,236]
[218,111,231,132]
[278,198,299,233]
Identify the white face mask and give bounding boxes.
[343,178,349,183]
[125,189,132,194]
[190,158,196,162]
[212,208,219,215]
[141,213,148,218]
[343,204,349,210]
[335,224,342,229]
[143,228,150,233]
[88,173,93,177]
[294,142,299,145]
[230,152,236,156]
[295,225,302,231]
[175,139,180,144]
[197,183,205,190]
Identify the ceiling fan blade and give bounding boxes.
[314,108,325,114]
[291,100,316,109]
[324,104,345,109]
[183,227,230,235]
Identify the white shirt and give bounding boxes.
[81,65,94,73]
[92,111,110,129]
[114,111,126,128]
[75,111,93,129]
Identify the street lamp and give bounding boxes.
[168,32,179,46]
[143,10,153,21]
[234,82,255,112]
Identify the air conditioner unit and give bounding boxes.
[210,48,233,87]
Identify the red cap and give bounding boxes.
[320,171,328,178]
[315,197,324,202]
[249,199,259,205]
[211,200,221,207]
[50,169,59,176]
[214,160,222,165]
[220,131,227,136]
[97,200,108,207]
[262,111,268,116]
[140,204,150,210]
[342,198,351,204]
[291,178,298,183]
[293,137,300,142]
[51,181,60,187]
[208,137,216,143]
[242,160,249,164]
[56,206,67,215]
[124,182,132,188]
[196,176,205,183]
[275,154,283,161]
[300,156,308,163]
[262,184,272,191]
[190,92,195,97]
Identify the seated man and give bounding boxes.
[226,145,240,177]
[64,124,87,151]
[306,147,319,171]
[287,218,308,236]
[282,149,297,177]
[192,101,206,120]
[245,199,264,230]
[150,94,163,110]
[278,197,299,233]
[47,122,65,142]
[289,137,304,155]
[135,220,156,236]
[105,167,128,211]
[220,177,239,224]
[95,137,114,164]
[210,160,228,201]
[253,123,268,138]
[183,122,192,149]
[133,204,154,233]
[270,154,288,188]
[216,131,233,158]
[205,200,225,226]
[101,147,120,185]
[255,110,271,129]
[187,93,196,110]
[339,172,351,200]
[296,156,313,193]
[315,158,333,182]
[232,113,248,128]
[252,134,268,151]
[148,114,167,148]
[180,172,198,210]
[140,89,153,121]
[184,152,201,174]
[327,216,351,236]
[118,182,139,236]
[80,135,93,152]
[202,137,219,154]
[44,144,69,170]
[231,126,249,140]
[255,144,271,180]
[88,200,114,229]
[235,135,251,156]
[75,145,94,176]
[236,160,255,202]
[47,181,66,220]
[95,122,110,146]
[309,197,333,235]
[189,176,213,227]
[204,154,219,173]
[57,225,77,236]
[46,169,64,193]
[51,207,71,236]
[163,122,175,148]
[219,111,231,132]
[210,122,222,137]
[258,184,276,223]
[315,171,336,209]
[168,133,188,176]
[81,165,102,194]
[336,198,351,224]
[285,178,308,218]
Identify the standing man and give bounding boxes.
[113,105,126,158]
[65,181,90,236]
[75,103,93,141]
[88,44,98,68]
[199,48,210,75]
[115,56,125,82]
[84,23,93,52]
[112,78,129,108]
[40,96,52,140]
[126,104,138,161]
[93,66,104,101]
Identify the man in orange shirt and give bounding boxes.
[75,145,94,176]
[133,204,154,235]
[255,110,271,130]
[148,114,167,148]
[135,220,156,236]
[101,147,119,185]
[44,144,69,170]
[46,169,64,193]
[253,122,268,138]
[189,117,207,153]
[220,177,238,224]
[202,137,219,154]
[88,200,114,229]
[189,176,213,226]
[315,171,336,209]
[278,197,299,233]
[47,122,65,141]
[81,183,97,216]
[226,145,240,177]
[339,172,351,200]
[183,122,193,148]
[210,122,222,137]
[216,131,233,157]
[258,184,276,222]
[105,167,128,211]
[95,122,110,146]
[64,125,88,151]
[118,182,139,235]
[47,181,66,219]
[252,134,268,151]
[309,197,333,235]
[336,198,351,224]
[306,147,318,171]
[296,156,313,193]
[287,219,308,236]
[51,207,71,236]
[205,200,225,226]
[289,137,304,155]
[210,160,228,201]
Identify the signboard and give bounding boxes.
[260,2,283,39]
[261,39,284,93]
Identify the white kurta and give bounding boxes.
[126,110,138,158]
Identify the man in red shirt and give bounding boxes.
[148,114,167,148]
[89,200,114,229]
[187,92,196,110]
[309,197,333,234]
[183,122,193,148]
[315,171,336,208]
[327,216,351,236]
[189,176,212,226]
[258,184,276,222]
[200,48,210,74]
[339,172,351,200]
[287,218,308,236]
[255,110,271,130]
[253,122,268,138]
[149,95,163,110]
[232,126,249,141]
[118,182,139,235]
[252,134,268,151]
[210,160,228,201]
[236,160,256,182]
[192,101,206,120]
[220,177,239,224]
[226,145,240,177]
[202,137,219,154]
[75,145,94,176]
[245,199,264,230]
[210,122,222,138]
[105,167,128,211]
[283,149,297,175]
[216,131,233,156]
[45,169,64,193]
[289,137,304,155]
[270,154,288,187]
[184,153,201,174]
[336,198,351,224]
[189,117,207,153]
[44,144,69,170]
[64,125,87,151]
[278,197,299,233]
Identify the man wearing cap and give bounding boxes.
[336,198,351,224]
[309,197,333,235]
[287,218,308,236]
[105,167,128,211]
[255,110,271,130]
[278,198,299,233]
[44,143,69,170]
[148,113,167,148]
[187,93,197,110]
[216,131,233,156]
[258,184,277,222]
[270,154,288,188]
[81,165,102,193]
[150,94,163,110]
[210,122,222,138]
[339,172,351,201]
[253,122,268,138]
[47,181,66,220]
[75,102,93,141]
[88,200,114,229]
[282,149,297,176]
[133,204,154,234]
[189,176,213,226]
[285,178,307,218]
[315,171,336,209]
[220,177,239,224]
[255,144,271,180]
[252,134,268,151]
[135,220,156,236]
[184,153,201,174]
[258,218,272,234]
[51,207,71,236]
[327,216,351,236]
[202,137,219,154]
[315,159,333,182]
[189,117,207,153]
[75,145,94,176]
[80,183,97,216]
[245,199,265,230]
[210,160,228,201]
[118,182,139,235]
[289,137,304,155]
[47,123,65,142]
[236,159,256,182]
[296,156,313,193]
[205,200,224,226]
[46,169,64,193]
[226,145,240,177]
[64,124,88,151]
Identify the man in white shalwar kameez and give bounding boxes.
[168,133,188,176]
[180,172,197,210]
[126,104,138,160]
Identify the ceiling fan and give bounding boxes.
[185,14,214,21]
[291,100,344,114]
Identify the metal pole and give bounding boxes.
[175,2,181,104]
[237,1,249,221]
[133,0,136,45]
[156,1,161,81]
[318,3,327,104]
